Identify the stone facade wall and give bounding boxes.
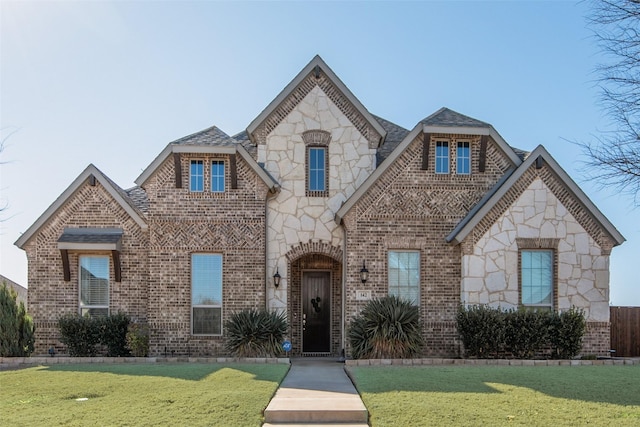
[23,180,148,355]
[342,133,514,357]
[143,153,270,356]
[263,85,376,313]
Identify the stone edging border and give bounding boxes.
[344,358,640,367]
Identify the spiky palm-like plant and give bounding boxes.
[224,309,288,357]
[348,295,423,359]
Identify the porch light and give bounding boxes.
[273,268,281,288]
[360,261,369,284]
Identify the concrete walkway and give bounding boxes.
[263,358,369,426]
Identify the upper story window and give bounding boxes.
[520,249,554,310]
[211,160,225,193]
[388,250,420,305]
[190,160,204,192]
[456,141,471,175]
[192,254,223,335]
[79,255,109,318]
[307,146,328,196]
[435,141,450,174]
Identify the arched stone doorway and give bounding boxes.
[286,242,343,357]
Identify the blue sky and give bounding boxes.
[1,0,638,305]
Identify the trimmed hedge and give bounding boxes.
[457,305,586,359]
[58,312,131,357]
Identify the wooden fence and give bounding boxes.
[610,306,640,357]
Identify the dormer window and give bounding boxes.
[435,141,450,174]
[457,141,471,175]
[211,160,225,192]
[190,160,204,192]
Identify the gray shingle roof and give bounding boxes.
[171,125,237,147]
[373,115,410,165]
[125,186,149,214]
[420,107,491,128]
[58,227,123,244]
[231,130,258,159]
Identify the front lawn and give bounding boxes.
[349,365,640,426]
[1,363,289,426]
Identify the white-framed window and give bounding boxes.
[191,254,223,335]
[79,256,109,317]
[190,160,204,192]
[307,146,327,194]
[520,250,553,310]
[456,141,471,175]
[388,250,420,304]
[211,160,225,193]
[435,141,450,174]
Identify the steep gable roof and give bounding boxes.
[134,126,279,192]
[246,55,387,147]
[15,164,148,249]
[446,145,625,246]
[373,115,410,165]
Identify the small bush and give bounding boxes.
[100,312,130,356]
[225,309,288,357]
[58,312,130,357]
[504,309,551,359]
[456,305,504,358]
[549,307,586,359]
[58,314,101,356]
[126,323,150,357]
[0,283,35,357]
[348,295,423,359]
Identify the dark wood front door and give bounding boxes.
[302,271,331,353]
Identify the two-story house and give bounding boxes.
[16,56,624,357]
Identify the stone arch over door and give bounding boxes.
[285,241,343,356]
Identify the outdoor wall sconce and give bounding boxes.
[360,261,369,284]
[273,268,281,288]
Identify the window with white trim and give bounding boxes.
[388,251,420,304]
[456,141,470,174]
[192,254,223,335]
[190,160,204,192]
[307,146,328,195]
[520,250,553,310]
[211,160,225,193]
[79,256,109,317]
[435,141,450,174]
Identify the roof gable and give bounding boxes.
[246,55,387,147]
[447,145,625,247]
[15,164,148,249]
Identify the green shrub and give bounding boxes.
[456,305,504,358]
[100,312,130,356]
[58,314,101,356]
[0,282,35,357]
[348,295,423,359]
[549,307,586,359]
[58,312,130,357]
[225,309,288,357]
[126,323,150,357]
[504,309,551,359]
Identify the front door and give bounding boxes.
[302,271,331,353]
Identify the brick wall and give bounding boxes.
[23,180,148,355]
[342,133,513,357]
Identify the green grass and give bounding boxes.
[1,363,289,426]
[349,365,640,427]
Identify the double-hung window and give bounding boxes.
[211,160,225,193]
[192,254,223,335]
[457,141,470,174]
[190,160,204,192]
[388,251,420,305]
[435,141,450,174]
[307,146,327,195]
[79,256,109,317]
[520,250,553,310]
